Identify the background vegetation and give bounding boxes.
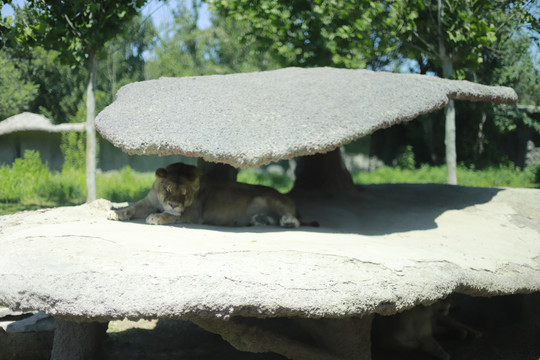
[1,150,538,215]
[0,0,539,215]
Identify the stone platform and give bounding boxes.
[1,184,539,359]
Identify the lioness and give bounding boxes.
[107,162,316,227]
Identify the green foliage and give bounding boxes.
[2,44,85,123]
[237,168,293,194]
[208,0,385,68]
[396,145,416,170]
[2,5,157,123]
[0,153,154,214]
[0,150,52,203]
[386,0,534,75]
[146,1,278,78]
[97,167,154,202]
[60,132,86,170]
[0,50,38,119]
[100,14,157,100]
[0,1,14,50]
[491,34,540,106]
[19,0,149,66]
[207,15,280,73]
[352,164,539,188]
[49,167,86,204]
[146,1,209,78]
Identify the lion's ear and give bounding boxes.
[155,168,167,179]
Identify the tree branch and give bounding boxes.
[411,31,439,59]
[63,13,82,39]
[495,0,533,34]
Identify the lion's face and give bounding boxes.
[155,164,200,215]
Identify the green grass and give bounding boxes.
[0,150,155,215]
[237,169,294,193]
[1,151,538,216]
[352,164,540,188]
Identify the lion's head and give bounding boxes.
[155,163,200,215]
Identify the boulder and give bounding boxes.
[95,67,517,169]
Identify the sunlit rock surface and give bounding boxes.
[1,185,538,321]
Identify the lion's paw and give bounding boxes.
[107,209,132,221]
[106,210,119,221]
[280,214,300,228]
[145,213,164,225]
[251,214,276,226]
[106,209,120,221]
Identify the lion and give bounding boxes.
[107,162,317,228]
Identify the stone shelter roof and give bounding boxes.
[96,67,517,169]
[0,112,85,136]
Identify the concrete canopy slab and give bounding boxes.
[0,185,538,322]
[0,112,85,136]
[95,67,517,169]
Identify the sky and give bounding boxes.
[142,0,211,31]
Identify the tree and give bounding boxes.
[17,0,151,201]
[146,0,279,78]
[386,0,538,183]
[102,13,157,100]
[146,0,211,78]
[208,0,387,69]
[0,50,38,119]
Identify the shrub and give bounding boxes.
[60,132,86,171]
[0,150,52,203]
[97,167,154,203]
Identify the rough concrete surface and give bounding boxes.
[95,67,518,168]
[0,112,84,136]
[1,184,538,323]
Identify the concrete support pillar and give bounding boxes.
[50,319,108,360]
[292,149,358,197]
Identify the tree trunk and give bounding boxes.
[438,0,457,185]
[442,60,457,185]
[476,111,487,160]
[291,148,357,197]
[86,50,98,202]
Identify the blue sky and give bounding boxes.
[142,0,211,30]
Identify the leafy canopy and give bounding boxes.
[20,0,148,65]
[208,0,389,68]
[386,0,539,76]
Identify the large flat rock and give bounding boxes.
[0,185,538,322]
[95,67,517,168]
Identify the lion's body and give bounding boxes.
[107,162,308,228]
